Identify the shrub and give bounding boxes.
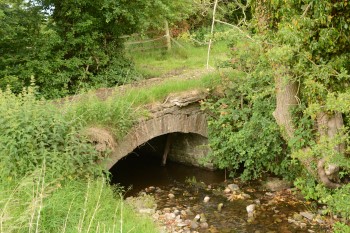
[0,86,103,181]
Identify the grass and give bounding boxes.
[128,40,229,78]
[0,173,158,233]
[64,72,221,139]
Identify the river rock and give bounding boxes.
[224,188,231,194]
[199,213,207,222]
[177,222,188,227]
[190,221,199,229]
[174,209,180,215]
[300,211,314,220]
[165,213,176,220]
[186,209,194,215]
[227,184,240,192]
[139,208,155,214]
[145,186,155,192]
[242,193,251,199]
[200,222,209,229]
[193,214,201,222]
[246,204,255,213]
[203,196,210,202]
[293,213,303,221]
[168,193,175,199]
[300,222,307,228]
[217,203,224,211]
[263,177,291,192]
[315,215,324,224]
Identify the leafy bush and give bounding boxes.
[0,86,103,181]
[202,34,298,181]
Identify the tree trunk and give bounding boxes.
[272,77,299,141]
[316,112,344,188]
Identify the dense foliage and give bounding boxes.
[203,34,296,180]
[204,1,350,228]
[0,0,194,98]
[0,86,103,181]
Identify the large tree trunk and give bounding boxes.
[316,112,344,188]
[272,77,299,141]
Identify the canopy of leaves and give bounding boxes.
[0,0,194,98]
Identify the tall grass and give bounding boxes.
[0,172,158,233]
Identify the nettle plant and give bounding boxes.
[0,86,103,181]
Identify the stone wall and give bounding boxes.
[168,133,213,170]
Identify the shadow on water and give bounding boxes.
[109,151,225,197]
[109,134,225,196]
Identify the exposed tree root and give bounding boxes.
[317,158,341,189]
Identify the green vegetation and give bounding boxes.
[201,1,350,229]
[0,72,219,232]
[0,87,159,232]
[0,0,195,98]
[65,72,220,139]
[3,0,350,231]
[0,177,158,232]
[129,40,228,78]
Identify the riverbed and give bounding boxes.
[110,153,332,232]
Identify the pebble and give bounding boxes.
[224,188,231,194]
[200,222,209,228]
[300,211,314,220]
[227,183,240,192]
[190,221,199,229]
[193,214,201,222]
[246,204,256,214]
[199,213,207,222]
[217,203,224,211]
[177,222,188,227]
[138,208,155,214]
[141,183,328,233]
[165,213,176,220]
[186,209,194,215]
[275,218,282,223]
[300,222,307,228]
[173,209,180,215]
[315,215,324,224]
[293,213,303,221]
[246,204,256,218]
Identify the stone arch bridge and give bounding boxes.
[85,89,211,170]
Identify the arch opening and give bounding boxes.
[109,132,220,195]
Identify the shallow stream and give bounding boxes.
[110,153,331,233]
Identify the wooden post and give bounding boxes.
[164,20,171,51]
[161,134,172,166]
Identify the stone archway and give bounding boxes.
[105,103,208,169]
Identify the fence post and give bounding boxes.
[165,20,172,51]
